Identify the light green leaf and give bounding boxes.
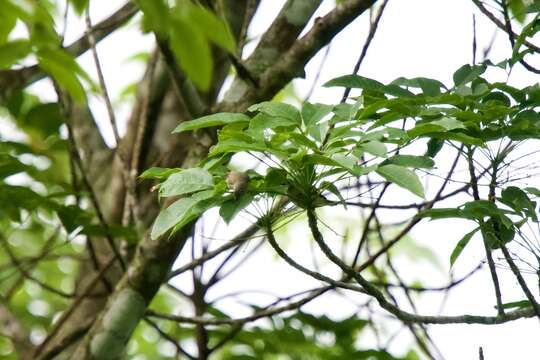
[138,0,169,34]
[376,164,425,198]
[450,227,479,266]
[359,140,387,157]
[174,113,250,133]
[185,4,235,52]
[159,168,213,197]
[431,117,465,130]
[0,40,31,69]
[151,198,194,239]
[0,13,16,44]
[151,191,215,239]
[38,59,86,103]
[301,102,333,128]
[170,18,212,91]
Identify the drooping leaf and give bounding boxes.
[500,186,537,221]
[453,64,486,87]
[376,164,425,198]
[219,193,253,224]
[138,0,170,34]
[173,113,250,133]
[184,4,235,52]
[37,48,89,103]
[450,227,479,266]
[169,17,212,91]
[70,0,89,15]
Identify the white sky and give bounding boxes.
[21,0,540,359]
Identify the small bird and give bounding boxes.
[226,170,249,196]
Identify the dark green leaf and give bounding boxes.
[450,227,479,266]
[324,75,384,92]
[219,193,253,224]
[382,155,434,169]
[453,64,486,87]
[417,208,470,220]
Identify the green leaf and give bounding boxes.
[453,64,486,87]
[359,140,387,157]
[173,113,250,133]
[247,113,298,141]
[324,75,384,92]
[37,48,89,103]
[376,164,425,198]
[24,102,64,136]
[497,300,532,310]
[151,198,195,239]
[151,191,215,239]
[70,0,89,15]
[170,17,212,91]
[417,208,470,220]
[301,102,333,128]
[219,193,253,224]
[0,40,31,69]
[138,0,169,34]
[185,4,235,52]
[524,187,540,197]
[320,181,347,208]
[500,186,537,221]
[450,227,479,266]
[425,138,444,158]
[248,102,301,124]
[159,168,214,197]
[0,11,16,44]
[209,139,271,156]
[139,167,181,180]
[391,77,445,96]
[0,154,31,178]
[382,155,434,169]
